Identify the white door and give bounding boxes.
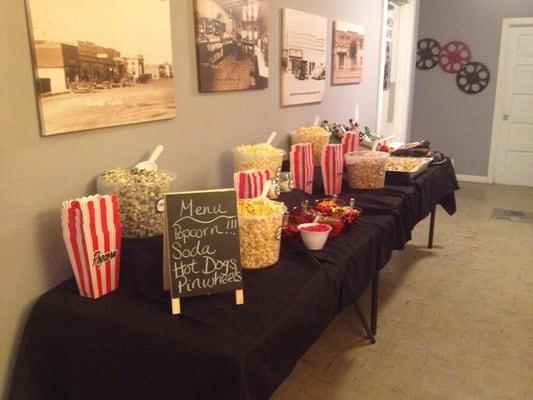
[377,0,418,145]
[491,19,533,187]
[379,3,397,137]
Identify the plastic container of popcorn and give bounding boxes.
[345,151,389,189]
[290,127,331,165]
[97,169,177,239]
[233,143,286,177]
[237,198,286,269]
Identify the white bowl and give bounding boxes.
[298,223,332,251]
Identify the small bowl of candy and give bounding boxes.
[282,214,301,237]
[315,213,346,238]
[290,204,317,225]
[314,198,345,214]
[298,223,332,250]
[334,206,363,226]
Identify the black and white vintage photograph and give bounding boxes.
[25,0,176,136]
[332,21,365,85]
[193,0,269,93]
[281,8,327,106]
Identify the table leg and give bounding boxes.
[354,301,376,344]
[428,206,437,249]
[371,270,379,336]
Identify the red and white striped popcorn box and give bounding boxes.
[82,195,121,299]
[341,131,359,156]
[290,143,314,194]
[106,195,121,291]
[62,200,93,297]
[233,169,271,199]
[321,144,344,196]
[61,200,89,296]
[61,195,121,299]
[94,195,121,295]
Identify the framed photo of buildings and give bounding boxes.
[193,0,269,93]
[331,21,365,85]
[25,0,176,136]
[281,8,327,106]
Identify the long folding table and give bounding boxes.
[10,160,459,400]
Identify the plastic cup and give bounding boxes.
[233,144,286,177]
[298,223,332,250]
[238,199,286,269]
[290,128,331,165]
[97,169,177,239]
[345,151,389,189]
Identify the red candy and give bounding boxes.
[301,224,330,233]
[282,225,300,237]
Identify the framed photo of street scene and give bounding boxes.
[193,0,269,93]
[281,8,327,106]
[24,0,176,136]
[331,21,365,85]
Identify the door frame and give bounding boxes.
[376,0,389,133]
[376,0,419,141]
[488,18,533,184]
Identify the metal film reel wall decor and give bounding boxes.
[439,41,472,74]
[456,62,490,95]
[416,38,441,70]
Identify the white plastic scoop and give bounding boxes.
[260,180,272,199]
[135,145,164,171]
[266,131,277,145]
[313,115,320,127]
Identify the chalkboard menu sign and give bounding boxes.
[164,189,244,314]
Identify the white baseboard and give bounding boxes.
[456,174,489,183]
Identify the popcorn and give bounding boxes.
[345,151,389,189]
[386,157,426,172]
[233,143,285,177]
[237,198,285,269]
[291,126,331,165]
[97,168,175,239]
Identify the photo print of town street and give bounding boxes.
[26,0,176,136]
[281,8,327,106]
[332,21,365,85]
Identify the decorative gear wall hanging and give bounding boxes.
[456,62,490,94]
[416,38,441,70]
[439,41,472,74]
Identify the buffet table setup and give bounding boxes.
[10,122,459,400]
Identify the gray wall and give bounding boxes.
[0,0,385,397]
[412,0,533,177]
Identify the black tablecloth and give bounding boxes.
[10,161,459,400]
[310,159,459,250]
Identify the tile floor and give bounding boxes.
[272,182,533,400]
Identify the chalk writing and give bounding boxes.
[165,190,243,299]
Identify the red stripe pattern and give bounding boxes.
[341,131,359,156]
[321,144,344,196]
[290,143,314,194]
[61,195,122,299]
[233,169,271,199]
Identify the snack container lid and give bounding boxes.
[344,150,389,165]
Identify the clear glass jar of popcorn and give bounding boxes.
[291,126,331,165]
[97,168,177,239]
[345,151,389,189]
[237,198,286,269]
[233,143,286,177]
